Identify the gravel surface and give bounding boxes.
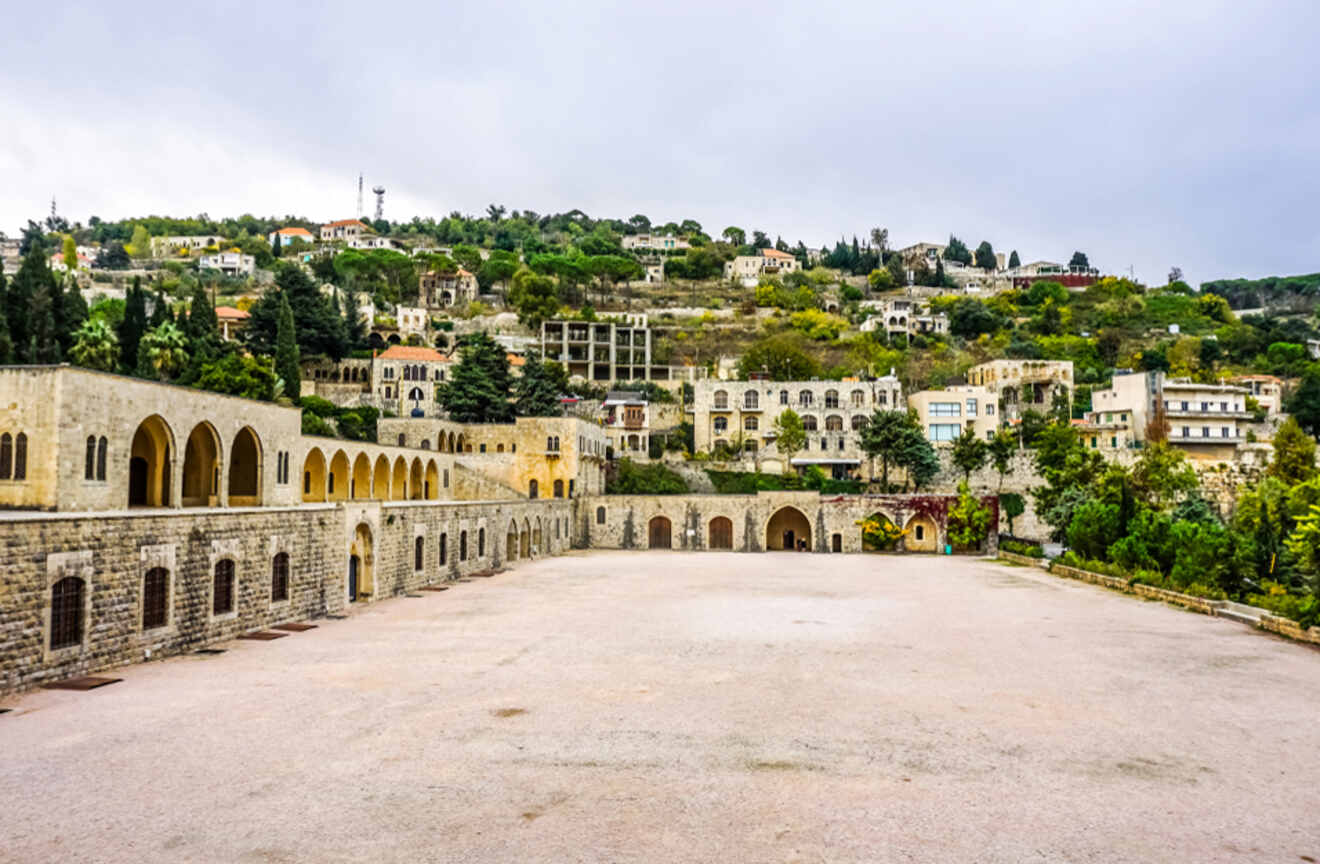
[2,551,1318,863]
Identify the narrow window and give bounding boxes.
[97,437,107,481]
[529,479,538,499]
[439,533,447,565]
[271,553,290,602]
[460,530,468,561]
[304,471,311,495]
[478,528,486,556]
[213,560,235,615]
[414,536,424,571]
[50,576,85,649]
[596,506,606,524]
[443,469,449,487]
[0,432,11,480]
[553,479,564,498]
[16,433,28,480]
[85,436,96,480]
[143,568,169,629]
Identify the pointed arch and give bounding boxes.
[129,414,174,507]
[766,506,811,551]
[372,454,390,499]
[301,448,326,502]
[351,453,371,500]
[328,450,350,501]
[227,426,262,506]
[507,519,519,561]
[391,456,408,500]
[425,459,440,500]
[409,457,424,500]
[182,422,221,507]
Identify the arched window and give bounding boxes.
[460,530,468,561]
[714,417,728,434]
[825,390,839,409]
[0,432,11,480]
[529,479,539,499]
[803,416,818,431]
[212,560,235,616]
[50,576,84,649]
[408,387,423,401]
[826,415,843,431]
[779,390,789,405]
[85,436,96,480]
[414,536,424,571]
[852,415,868,431]
[744,416,758,431]
[851,390,865,408]
[744,390,759,409]
[143,567,169,630]
[553,479,564,498]
[596,506,606,524]
[439,532,447,565]
[271,553,290,602]
[799,391,813,407]
[421,439,430,450]
[478,527,486,557]
[547,436,554,451]
[397,434,406,446]
[7,432,18,480]
[403,366,412,381]
[713,390,728,410]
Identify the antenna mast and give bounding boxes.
[356,173,364,219]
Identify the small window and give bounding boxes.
[143,567,169,630]
[529,479,538,499]
[480,444,487,453]
[478,527,486,557]
[97,437,107,481]
[271,553,290,602]
[744,416,758,431]
[304,472,311,495]
[460,530,468,561]
[0,432,11,480]
[439,532,448,565]
[596,506,606,524]
[553,479,564,498]
[213,560,235,616]
[414,536,424,571]
[397,434,406,446]
[443,469,449,487]
[85,436,96,480]
[50,576,85,649]
[915,525,925,541]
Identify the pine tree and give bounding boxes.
[513,359,562,417]
[1008,250,1021,269]
[119,276,147,373]
[7,235,51,361]
[438,331,512,422]
[274,292,301,400]
[270,232,282,258]
[54,276,88,357]
[28,278,60,363]
[178,284,220,385]
[0,268,12,364]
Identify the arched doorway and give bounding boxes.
[520,520,530,558]
[351,453,371,500]
[507,520,518,561]
[860,512,902,552]
[766,506,811,551]
[425,460,440,499]
[532,520,542,552]
[372,455,390,499]
[648,516,672,549]
[349,522,373,602]
[392,457,408,500]
[904,514,938,552]
[227,427,261,505]
[182,422,221,507]
[129,415,173,507]
[709,516,733,549]
[409,458,424,500]
[328,450,350,501]
[302,448,326,502]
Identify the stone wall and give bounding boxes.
[1,497,572,695]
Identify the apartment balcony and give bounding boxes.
[1168,430,1242,445]
[1164,408,1251,420]
[623,418,645,430]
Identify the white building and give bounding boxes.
[621,234,689,252]
[601,391,651,458]
[723,248,801,285]
[320,219,370,242]
[348,236,406,251]
[268,227,315,247]
[1089,371,1251,460]
[150,235,225,257]
[197,252,256,277]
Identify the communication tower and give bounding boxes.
[356,173,364,219]
[373,186,386,221]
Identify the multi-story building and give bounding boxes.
[1090,371,1251,460]
[1004,260,1100,291]
[621,233,689,253]
[1228,374,1284,416]
[723,248,801,284]
[268,227,315,247]
[215,306,250,341]
[197,252,255,277]
[372,345,450,418]
[966,360,1074,422]
[540,316,655,383]
[1075,410,1136,453]
[150,235,225,257]
[859,298,949,342]
[691,376,903,479]
[394,306,429,342]
[601,391,650,458]
[320,219,370,242]
[419,268,479,307]
[348,236,405,251]
[906,386,998,442]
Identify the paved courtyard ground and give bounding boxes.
[3,551,1319,863]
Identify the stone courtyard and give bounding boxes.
[2,551,1318,863]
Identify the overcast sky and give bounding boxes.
[3,0,1317,286]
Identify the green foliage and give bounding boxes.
[947,298,1001,338]
[508,267,561,329]
[438,331,512,422]
[947,481,992,549]
[1246,582,1320,629]
[788,308,845,340]
[139,321,189,380]
[1000,492,1025,534]
[608,459,688,494]
[858,513,906,550]
[973,241,996,270]
[704,469,862,495]
[301,411,335,436]
[514,359,564,417]
[860,409,913,488]
[943,235,972,265]
[951,426,988,481]
[193,352,281,401]
[1201,272,1320,310]
[736,332,820,380]
[1268,417,1317,486]
[246,263,349,360]
[68,318,119,371]
[772,408,806,465]
[1066,499,1123,560]
[274,292,301,400]
[1000,538,1043,558]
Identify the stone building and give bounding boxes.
[320,219,370,242]
[907,385,999,442]
[601,391,650,458]
[419,268,478,308]
[371,345,450,418]
[1229,374,1284,416]
[966,359,1074,422]
[690,376,903,478]
[859,298,949,342]
[723,248,801,285]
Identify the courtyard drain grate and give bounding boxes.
[405,593,423,598]
[419,586,449,592]
[43,676,122,691]
[194,648,226,655]
[325,614,349,620]
[237,631,288,641]
[272,623,317,632]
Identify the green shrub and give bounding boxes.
[1000,539,1044,558]
[1247,582,1320,629]
[301,411,334,436]
[298,395,339,418]
[607,459,688,495]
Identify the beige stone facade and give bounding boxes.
[966,359,1074,422]
[907,385,998,442]
[1090,371,1250,460]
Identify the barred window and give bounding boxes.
[143,568,169,629]
[439,532,447,565]
[414,536,425,571]
[271,553,290,602]
[213,560,235,616]
[50,576,85,649]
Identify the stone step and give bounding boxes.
[1215,607,1262,627]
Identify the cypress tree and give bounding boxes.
[179,283,220,385]
[438,331,512,422]
[0,268,12,363]
[270,231,282,258]
[149,287,172,328]
[7,235,50,361]
[274,291,300,399]
[119,276,147,373]
[54,275,88,357]
[28,278,60,363]
[513,359,562,417]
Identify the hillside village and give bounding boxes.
[3,205,1320,649]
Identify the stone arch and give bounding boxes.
[533,519,542,552]
[227,426,262,505]
[766,506,811,551]
[349,522,373,602]
[391,456,408,500]
[328,450,350,501]
[351,453,371,500]
[709,516,733,549]
[129,414,174,507]
[861,511,902,552]
[425,460,440,499]
[520,519,531,558]
[904,513,938,552]
[456,433,467,453]
[506,519,519,561]
[301,448,326,502]
[409,458,424,500]
[181,422,221,507]
[372,455,390,499]
[648,515,672,549]
[447,432,455,453]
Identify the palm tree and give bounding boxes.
[68,318,119,371]
[139,322,189,380]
